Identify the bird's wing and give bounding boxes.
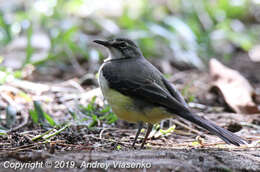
[103,68,190,114]
[161,77,189,108]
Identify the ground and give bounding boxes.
[0,52,259,171]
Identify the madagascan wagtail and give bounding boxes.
[94,38,246,148]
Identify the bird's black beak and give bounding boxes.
[93,40,111,47]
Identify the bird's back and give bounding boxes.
[101,57,166,90]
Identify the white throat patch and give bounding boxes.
[109,47,123,59]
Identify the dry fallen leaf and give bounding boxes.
[209,58,259,114]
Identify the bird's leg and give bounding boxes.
[140,123,153,149]
[132,122,143,148]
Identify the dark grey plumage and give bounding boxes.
[95,38,247,146]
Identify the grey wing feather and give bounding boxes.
[162,77,189,108]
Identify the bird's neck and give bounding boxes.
[104,51,125,62]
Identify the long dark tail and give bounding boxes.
[178,111,246,146]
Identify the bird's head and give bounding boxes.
[94,38,142,60]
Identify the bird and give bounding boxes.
[94,38,246,148]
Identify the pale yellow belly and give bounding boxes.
[106,89,172,124]
[99,82,172,124]
[98,71,172,124]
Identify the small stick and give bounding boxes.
[173,120,204,136]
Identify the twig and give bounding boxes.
[0,142,45,154]
[188,102,207,110]
[8,112,29,133]
[173,120,204,136]
[99,128,108,139]
[32,128,55,141]
[241,122,260,130]
[43,123,71,140]
[174,129,195,136]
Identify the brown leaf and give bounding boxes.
[209,58,259,114]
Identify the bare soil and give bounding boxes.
[0,52,259,172]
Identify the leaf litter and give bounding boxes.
[0,61,259,171]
